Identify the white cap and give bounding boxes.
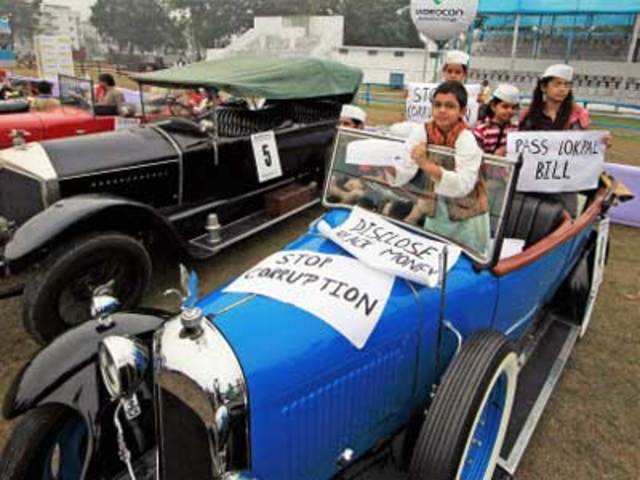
[542,64,574,82]
[493,84,520,105]
[443,50,470,67]
[340,104,367,124]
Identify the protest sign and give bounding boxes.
[318,207,460,287]
[406,82,481,125]
[224,250,394,349]
[507,131,607,192]
[346,139,405,167]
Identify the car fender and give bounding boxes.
[2,310,170,478]
[4,194,190,271]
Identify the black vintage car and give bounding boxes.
[0,56,363,344]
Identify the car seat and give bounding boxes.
[503,193,567,248]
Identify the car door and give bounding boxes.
[41,107,113,140]
[0,112,45,148]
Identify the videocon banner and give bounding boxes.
[411,0,479,43]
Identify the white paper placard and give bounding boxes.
[507,131,607,193]
[224,250,394,349]
[499,238,525,260]
[406,82,480,126]
[346,139,405,167]
[318,207,460,287]
[115,117,141,130]
[251,130,282,183]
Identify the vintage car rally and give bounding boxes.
[0,0,639,479]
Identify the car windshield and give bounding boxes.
[141,85,222,121]
[324,129,518,263]
[58,74,93,112]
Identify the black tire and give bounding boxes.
[409,330,519,480]
[23,232,152,344]
[0,405,88,480]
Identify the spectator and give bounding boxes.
[0,69,13,100]
[31,81,60,111]
[339,104,367,129]
[96,73,124,107]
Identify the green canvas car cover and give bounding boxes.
[132,56,363,100]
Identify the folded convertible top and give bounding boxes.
[131,56,363,101]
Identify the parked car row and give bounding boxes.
[0,57,631,480]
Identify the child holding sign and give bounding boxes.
[519,64,610,216]
[392,81,490,255]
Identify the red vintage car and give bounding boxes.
[0,75,138,148]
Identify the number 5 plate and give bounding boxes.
[251,130,283,183]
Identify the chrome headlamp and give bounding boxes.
[98,336,150,399]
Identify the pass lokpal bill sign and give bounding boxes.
[411,0,479,43]
[507,131,608,193]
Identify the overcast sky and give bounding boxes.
[46,0,96,20]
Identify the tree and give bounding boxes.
[90,0,184,54]
[0,0,42,49]
[166,0,256,56]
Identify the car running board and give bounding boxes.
[495,318,580,479]
[187,199,321,258]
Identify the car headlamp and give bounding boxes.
[98,336,150,400]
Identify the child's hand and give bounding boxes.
[411,144,428,164]
[602,134,613,150]
[494,146,507,157]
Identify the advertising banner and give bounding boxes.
[410,0,479,43]
[35,35,74,80]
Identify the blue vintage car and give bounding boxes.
[0,129,625,480]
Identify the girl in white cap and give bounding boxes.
[519,64,589,131]
[473,84,520,156]
[520,64,610,216]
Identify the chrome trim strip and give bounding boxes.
[150,125,185,204]
[168,177,298,223]
[60,158,179,181]
[498,322,579,475]
[443,320,462,357]
[154,318,250,478]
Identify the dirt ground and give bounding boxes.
[0,109,639,478]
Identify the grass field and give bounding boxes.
[0,85,638,478]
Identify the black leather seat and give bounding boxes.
[503,193,567,248]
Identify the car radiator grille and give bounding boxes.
[0,168,44,226]
[156,387,213,480]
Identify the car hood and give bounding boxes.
[195,209,444,479]
[38,126,178,179]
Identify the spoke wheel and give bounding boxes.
[23,232,152,344]
[409,330,518,480]
[0,406,88,480]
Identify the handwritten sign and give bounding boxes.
[318,207,460,287]
[224,250,394,349]
[508,131,607,192]
[251,130,282,183]
[406,82,481,126]
[346,139,405,167]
